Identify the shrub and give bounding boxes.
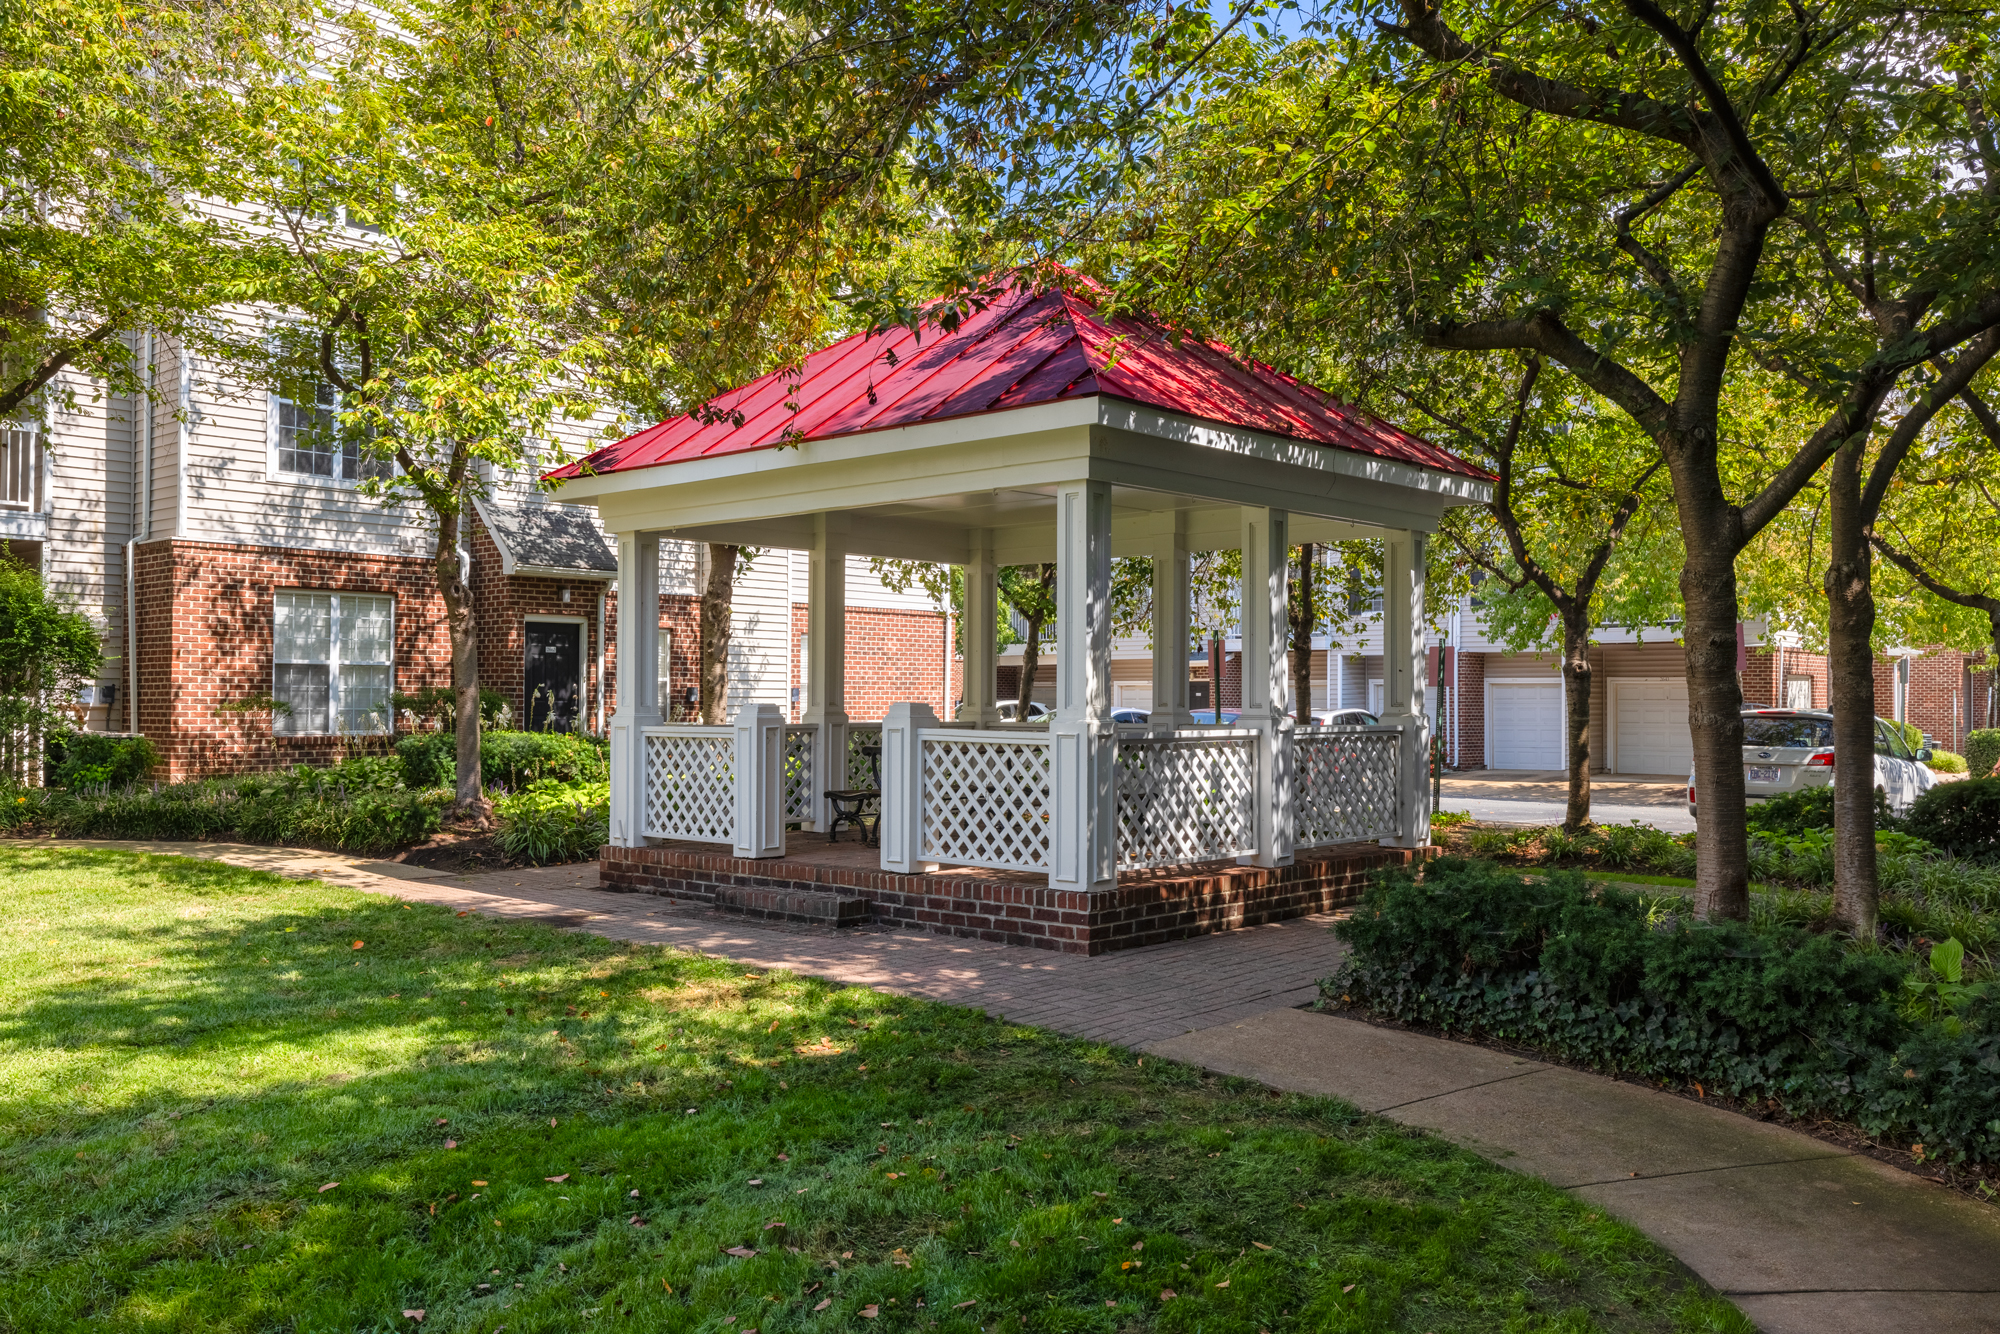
[1926,749,1969,774]
[396,729,607,790]
[1892,719,1925,755]
[1326,858,2000,1164]
[49,733,158,789]
[496,780,609,865]
[1967,729,2000,779]
[1745,783,1896,836]
[1902,778,2000,862]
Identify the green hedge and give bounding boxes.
[2,756,446,855]
[1967,730,2000,780]
[1904,778,2000,862]
[396,730,608,790]
[47,733,159,789]
[1325,858,2000,1166]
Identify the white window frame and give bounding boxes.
[272,589,397,736]
[266,380,394,489]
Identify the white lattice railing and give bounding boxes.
[917,729,1053,872]
[847,725,883,789]
[1294,725,1401,846]
[642,725,735,843]
[1114,731,1257,869]
[782,724,815,824]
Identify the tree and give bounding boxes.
[1103,1,2000,918]
[0,556,101,779]
[0,0,300,422]
[699,544,741,724]
[1001,564,1058,715]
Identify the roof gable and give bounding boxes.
[548,278,1490,483]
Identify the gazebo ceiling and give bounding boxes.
[547,274,1492,486]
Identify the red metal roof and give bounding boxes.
[546,278,1492,483]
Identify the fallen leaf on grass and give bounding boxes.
[890,1249,911,1269]
[749,1179,764,1186]
[1159,1290,1176,1302]
[725,1247,757,1258]
[1104,1301,1117,1309]
[859,1306,879,1319]
[401,1311,424,1322]
[1250,1242,1272,1251]
[813,1299,832,1312]
[352,941,365,949]
[1091,1191,1107,1198]
[1131,1242,1144,1252]
[953,1301,975,1310]
[444,1140,458,1150]
[663,1280,674,1293]
[318,1182,339,1193]
[545,1174,569,1183]
[776,1153,790,1161]
[472,1181,488,1187]
[1215,1281,1230,1289]
[1341,1284,1355,1294]
[435,1118,448,1126]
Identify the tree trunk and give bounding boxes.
[699,543,738,725]
[1826,439,1880,939]
[1290,543,1316,723]
[1013,563,1054,716]
[436,507,488,823]
[1560,611,1593,831]
[1680,544,1750,921]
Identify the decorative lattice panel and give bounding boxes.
[782,726,816,823]
[847,726,883,789]
[1294,726,1401,846]
[642,728,735,844]
[1114,734,1257,869]
[918,733,1053,871]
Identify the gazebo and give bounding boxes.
[547,276,1492,953]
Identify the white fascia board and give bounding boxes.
[556,400,1098,513]
[513,564,616,582]
[1093,400,1494,511]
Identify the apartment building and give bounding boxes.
[16,329,952,781]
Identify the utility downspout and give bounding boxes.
[124,331,154,736]
[596,585,607,734]
[174,337,190,539]
[942,604,952,720]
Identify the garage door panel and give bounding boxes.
[1613,680,1692,775]
[1489,682,1562,769]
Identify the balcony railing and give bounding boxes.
[1,428,45,513]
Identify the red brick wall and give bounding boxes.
[1887,649,1980,751]
[132,538,451,779]
[1454,650,1487,768]
[787,603,952,721]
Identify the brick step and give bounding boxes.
[709,884,872,928]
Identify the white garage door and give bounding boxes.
[1488,682,1562,769]
[1613,679,1693,775]
[1114,683,1152,712]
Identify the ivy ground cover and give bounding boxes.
[0,846,1748,1334]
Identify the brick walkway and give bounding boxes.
[45,841,1351,1049]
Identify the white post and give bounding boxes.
[878,701,939,873]
[802,514,850,825]
[608,531,663,847]
[1238,507,1295,867]
[731,702,786,858]
[1051,479,1116,889]
[1380,529,1433,848]
[964,529,1001,727]
[1149,515,1191,733]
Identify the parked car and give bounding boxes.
[1315,708,1380,727]
[1186,709,1242,725]
[995,700,1051,722]
[1686,708,1937,819]
[1110,708,1151,724]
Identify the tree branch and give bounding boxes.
[1869,528,2000,617]
[1619,0,1788,212]
[1422,309,1672,435]
[1860,329,2000,521]
[0,320,123,420]
[1613,163,1700,304]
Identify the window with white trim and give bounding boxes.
[273,591,395,735]
[272,380,393,483]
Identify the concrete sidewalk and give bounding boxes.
[1149,1009,2000,1334]
[33,838,2000,1334]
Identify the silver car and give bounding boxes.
[1687,708,1937,819]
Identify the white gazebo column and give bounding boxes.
[1380,529,1433,847]
[1238,507,1295,868]
[1050,479,1116,890]
[802,513,851,823]
[608,531,664,847]
[963,529,1001,727]
[731,702,787,858]
[1149,516,1191,733]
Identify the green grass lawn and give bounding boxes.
[0,845,1749,1334]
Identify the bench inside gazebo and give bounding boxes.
[547,275,1493,954]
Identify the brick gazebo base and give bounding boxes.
[595,840,1424,955]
